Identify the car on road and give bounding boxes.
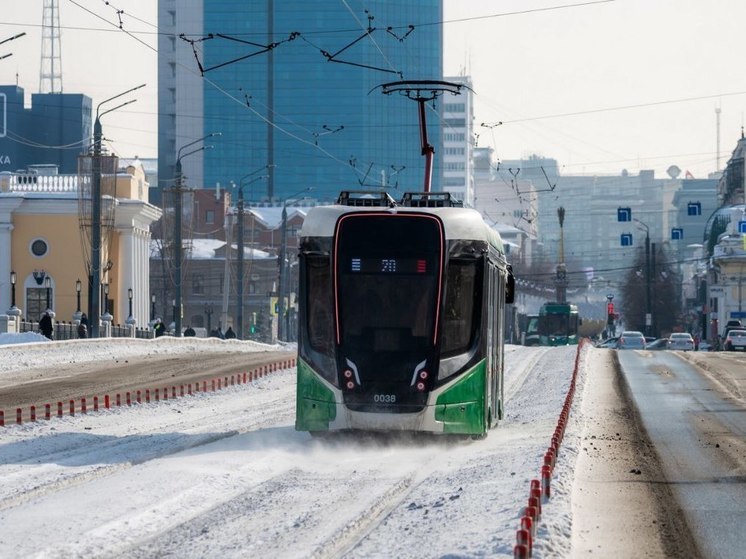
[646,338,669,350]
[723,329,746,351]
[723,320,743,340]
[668,332,695,351]
[616,331,646,350]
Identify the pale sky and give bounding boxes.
[2,0,744,180]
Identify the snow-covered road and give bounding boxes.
[0,339,593,557]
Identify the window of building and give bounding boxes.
[444,118,465,127]
[444,103,465,112]
[444,133,465,142]
[192,274,204,295]
[444,147,465,156]
[205,209,215,224]
[26,287,46,321]
[445,162,465,171]
[30,238,48,257]
[444,177,465,186]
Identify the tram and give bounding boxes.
[295,191,515,437]
[538,302,580,346]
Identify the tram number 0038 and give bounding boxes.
[373,394,396,404]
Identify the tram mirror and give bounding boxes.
[505,266,515,304]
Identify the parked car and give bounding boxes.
[723,320,743,339]
[668,332,695,351]
[616,331,646,350]
[723,329,746,351]
[646,338,669,350]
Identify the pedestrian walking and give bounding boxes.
[39,310,54,340]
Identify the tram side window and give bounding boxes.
[307,257,333,355]
[441,260,478,355]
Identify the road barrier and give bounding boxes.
[1,358,297,428]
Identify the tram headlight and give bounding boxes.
[419,370,428,380]
[344,369,353,379]
[416,381,426,391]
[346,380,355,390]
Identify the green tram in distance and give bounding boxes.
[538,302,581,346]
[295,191,515,438]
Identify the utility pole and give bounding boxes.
[89,84,145,337]
[555,207,568,303]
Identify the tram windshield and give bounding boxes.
[335,214,442,353]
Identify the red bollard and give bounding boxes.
[516,528,532,556]
[81,398,87,414]
[16,408,22,424]
[180,385,184,397]
[155,388,160,401]
[146,389,151,403]
[57,401,63,417]
[69,399,75,416]
[212,379,216,391]
[521,515,535,537]
[163,387,168,401]
[30,405,36,422]
[0,410,4,427]
[188,384,192,395]
[172,386,177,399]
[541,465,552,498]
[45,404,51,420]
[104,395,110,409]
[93,396,99,412]
[203,380,207,392]
[513,543,529,559]
[218,378,222,390]
[243,372,247,383]
[528,496,541,519]
[136,390,142,404]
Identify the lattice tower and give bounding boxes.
[39,0,63,93]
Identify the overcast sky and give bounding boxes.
[2,0,744,180]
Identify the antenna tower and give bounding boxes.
[39,0,63,93]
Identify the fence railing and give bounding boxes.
[19,320,155,340]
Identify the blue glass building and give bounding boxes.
[158,0,443,204]
[0,86,91,174]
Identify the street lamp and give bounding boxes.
[89,83,146,338]
[634,218,653,337]
[237,167,273,338]
[75,278,82,313]
[10,270,16,308]
[173,133,220,338]
[279,187,313,341]
[204,303,214,334]
[103,283,109,315]
[151,293,156,321]
[45,276,52,310]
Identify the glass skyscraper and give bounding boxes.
[158,0,443,204]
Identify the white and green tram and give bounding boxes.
[295,191,515,437]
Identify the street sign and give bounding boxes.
[671,228,683,240]
[687,201,701,216]
[730,311,746,319]
[738,220,746,234]
[617,207,631,222]
[620,233,633,246]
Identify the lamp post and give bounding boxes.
[45,276,52,310]
[173,133,220,338]
[237,168,272,339]
[634,218,653,337]
[90,83,146,338]
[128,287,133,319]
[151,293,156,321]
[10,270,16,308]
[204,303,213,334]
[102,283,109,315]
[172,298,177,328]
[75,279,81,313]
[278,187,313,341]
